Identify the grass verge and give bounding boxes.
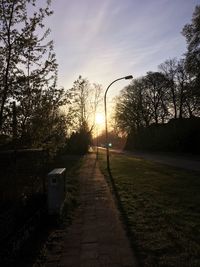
[30,153,83,267]
[98,150,200,267]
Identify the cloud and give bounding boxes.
[48,0,199,92]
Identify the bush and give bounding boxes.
[64,129,91,155]
[126,118,200,154]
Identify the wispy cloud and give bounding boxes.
[48,0,200,92]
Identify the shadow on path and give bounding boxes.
[106,166,142,267]
[45,152,138,267]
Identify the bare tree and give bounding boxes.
[159,58,178,119]
[66,76,103,133]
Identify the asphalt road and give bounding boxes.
[99,147,200,172]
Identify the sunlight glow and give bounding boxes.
[95,113,104,125]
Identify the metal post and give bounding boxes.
[96,125,99,159]
[104,75,133,172]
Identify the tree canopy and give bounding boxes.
[114,5,200,136]
[0,0,67,151]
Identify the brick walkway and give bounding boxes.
[46,153,138,267]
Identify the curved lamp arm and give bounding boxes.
[104,75,133,172]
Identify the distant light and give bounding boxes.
[108,143,112,147]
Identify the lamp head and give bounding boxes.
[125,75,133,80]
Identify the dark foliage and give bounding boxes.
[126,118,200,154]
[64,128,92,155]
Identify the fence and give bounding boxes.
[0,149,48,205]
[0,149,49,264]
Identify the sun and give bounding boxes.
[95,113,104,125]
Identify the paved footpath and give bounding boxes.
[45,153,138,267]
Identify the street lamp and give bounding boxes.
[104,75,133,172]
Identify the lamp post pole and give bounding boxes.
[96,125,99,159]
[104,75,133,172]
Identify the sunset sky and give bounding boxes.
[47,0,199,96]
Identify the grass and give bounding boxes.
[55,154,83,224]
[98,150,200,267]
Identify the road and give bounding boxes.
[99,147,200,172]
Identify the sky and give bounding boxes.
[45,0,200,97]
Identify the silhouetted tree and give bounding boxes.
[0,0,68,151]
[159,58,199,118]
[182,5,200,116]
[67,76,90,131]
[182,5,200,82]
[114,5,200,153]
[66,122,92,155]
[114,72,169,136]
[114,78,150,133]
[175,59,189,118]
[64,76,102,154]
[159,58,179,118]
[0,0,54,131]
[66,76,102,132]
[143,72,169,124]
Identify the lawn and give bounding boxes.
[98,150,200,267]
